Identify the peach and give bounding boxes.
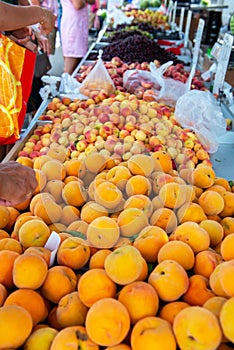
[84,152,107,174]
[131,316,176,350]
[104,345,131,350]
[219,297,234,343]
[117,207,149,238]
[4,288,47,326]
[94,181,123,210]
[177,202,207,224]
[182,274,215,306]
[57,237,90,270]
[158,182,187,209]
[151,150,173,173]
[78,268,117,308]
[171,221,210,253]
[198,190,225,215]
[203,296,227,318]
[23,326,58,350]
[148,260,189,301]
[133,225,169,263]
[18,219,51,248]
[193,249,222,278]
[43,179,65,204]
[128,153,154,177]
[40,265,77,304]
[0,305,33,349]
[87,216,120,249]
[62,180,88,207]
[124,194,153,218]
[104,245,144,285]
[192,165,216,188]
[199,219,224,247]
[209,262,230,297]
[157,240,195,270]
[33,197,63,225]
[0,250,19,289]
[106,165,132,190]
[41,159,66,181]
[0,237,23,254]
[89,249,112,269]
[219,259,234,297]
[13,253,48,290]
[219,191,234,217]
[50,326,99,350]
[220,217,234,237]
[80,201,108,224]
[220,233,234,260]
[59,205,80,226]
[159,301,190,325]
[64,158,86,178]
[173,306,222,350]
[125,175,152,197]
[150,207,178,233]
[56,291,88,327]
[86,298,130,347]
[0,283,7,306]
[118,281,159,324]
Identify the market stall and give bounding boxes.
[1,1,234,349]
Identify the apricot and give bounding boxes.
[87,216,120,249]
[80,201,108,224]
[193,249,222,278]
[192,165,216,188]
[171,221,210,253]
[18,219,50,248]
[104,245,144,285]
[173,306,222,350]
[106,165,132,190]
[0,237,23,254]
[152,172,175,194]
[125,175,152,197]
[24,246,51,266]
[43,179,65,204]
[94,181,123,210]
[177,202,207,224]
[64,158,86,178]
[219,191,234,217]
[0,205,10,229]
[199,219,224,247]
[78,268,117,308]
[203,296,227,318]
[158,240,195,270]
[66,219,88,235]
[4,206,20,232]
[220,217,234,237]
[158,182,187,209]
[13,253,48,289]
[152,150,173,173]
[0,250,20,289]
[117,207,149,237]
[150,207,178,233]
[219,260,234,297]
[0,305,33,349]
[209,262,230,297]
[159,301,190,325]
[124,194,153,218]
[219,297,234,343]
[33,198,63,225]
[86,298,130,347]
[118,281,159,324]
[56,291,88,328]
[57,236,90,270]
[50,326,99,350]
[128,153,154,177]
[214,177,231,191]
[62,180,88,207]
[4,288,47,326]
[133,225,169,263]
[89,249,112,269]
[131,316,176,350]
[198,190,225,215]
[40,265,77,304]
[29,192,54,213]
[148,259,189,302]
[41,159,66,181]
[23,326,58,350]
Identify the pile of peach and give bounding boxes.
[0,151,234,349]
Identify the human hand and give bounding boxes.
[40,8,56,35]
[35,32,51,55]
[0,161,38,207]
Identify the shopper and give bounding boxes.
[60,0,95,75]
[0,1,56,33]
[30,0,59,55]
[0,161,37,206]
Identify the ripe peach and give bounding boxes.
[80,201,108,224]
[173,306,222,350]
[117,207,149,238]
[89,248,112,269]
[87,216,120,249]
[177,202,207,224]
[94,181,123,211]
[106,165,132,190]
[128,153,154,177]
[219,297,234,343]
[133,225,169,263]
[198,190,225,215]
[148,260,189,301]
[125,175,152,197]
[158,182,187,209]
[118,281,159,324]
[18,219,51,248]
[193,249,222,278]
[159,301,190,325]
[86,298,130,347]
[78,268,117,308]
[199,219,224,247]
[203,296,227,318]
[182,274,215,306]
[209,262,230,297]
[0,250,19,289]
[131,316,176,350]
[23,326,58,350]
[57,236,90,270]
[124,194,153,218]
[104,245,144,285]
[150,207,178,233]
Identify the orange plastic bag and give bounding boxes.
[0,33,36,145]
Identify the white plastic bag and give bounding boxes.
[174,90,227,153]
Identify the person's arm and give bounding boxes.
[0,2,56,33]
[0,161,38,206]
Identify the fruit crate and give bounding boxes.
[1,99,52,163]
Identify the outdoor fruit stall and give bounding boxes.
[0,1,234,349]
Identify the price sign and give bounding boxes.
[192,18,205,67]
[184,10,192,49]
[213,33,234,95]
